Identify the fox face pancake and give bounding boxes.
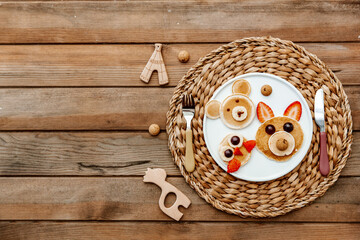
[255,101,304,162]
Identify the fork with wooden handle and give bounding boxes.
[182,94,195,172]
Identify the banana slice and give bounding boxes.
[232,106,247,121]
[227,134,243,148]
[219,146,234,162]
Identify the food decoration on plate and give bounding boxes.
[255,101,304,161]
[261,84,272,96]
[218,133,256,173]
[205,79,255,129]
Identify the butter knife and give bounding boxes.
[182,94,195,173]
[314,89,330,176]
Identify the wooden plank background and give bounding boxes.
[0,0,359,239]
[0,43,358,86]
[0,1,359,43]
[0,222,358,240]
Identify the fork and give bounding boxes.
[182,94,196,172]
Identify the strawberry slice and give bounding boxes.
[257,102,274,123]
[233,147,243,156]
[227,158,241,173]
[283,101,302,121]
[243,140,256,153]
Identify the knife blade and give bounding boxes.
[315,89,325,132]
[314,89,330,176]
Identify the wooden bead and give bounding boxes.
[178,50,190,63]
[149,124,160,136]
[261,84,272,96]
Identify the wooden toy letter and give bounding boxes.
[140,43,169,85]
[143,168,191,221]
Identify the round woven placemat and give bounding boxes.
[166,37,353,218]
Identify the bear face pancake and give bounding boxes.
[205,79,256,129]
[220,95,255,129]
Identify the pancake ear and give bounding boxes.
[232,79,251,96]
[205,100,221,119]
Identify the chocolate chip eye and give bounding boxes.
[224,149,233,158]
[283,122,294,132]
[227,108,230,112]
[230,136,240,146]
[265,124,275,135]
[228,134,244,148]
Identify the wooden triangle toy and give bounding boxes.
[140,43,169,85]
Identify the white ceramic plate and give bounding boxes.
[203,73,313,182]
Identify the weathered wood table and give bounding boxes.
[0,1,359,239]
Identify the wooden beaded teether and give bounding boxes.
[143,168,191,221]
[140,43,169,85]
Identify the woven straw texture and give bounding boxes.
[166,37,353,218]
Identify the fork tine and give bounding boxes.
[182,94,195,107]
[182,94,187,107]
[182,94,188,107]
[190,95,195,106]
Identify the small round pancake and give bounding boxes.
[205,100,221,119]
[256,116,303,161]
[220,94,255,129]
[219,134,251,166]
[232,79,251,95]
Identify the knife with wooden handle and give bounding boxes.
[314,89,330,176]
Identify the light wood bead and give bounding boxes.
[149,124,160,136]
[178,50,190,63]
